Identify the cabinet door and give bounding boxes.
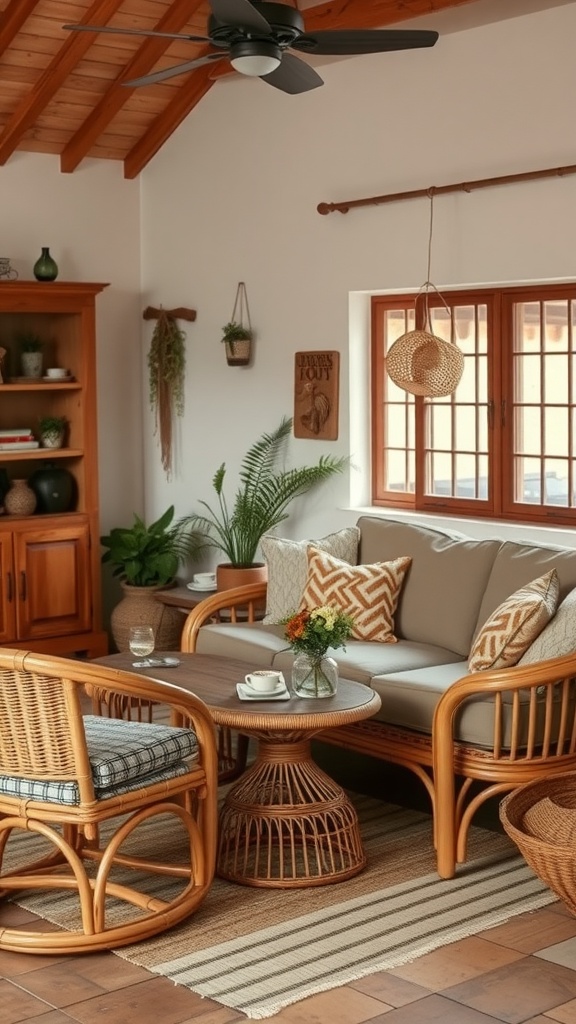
[13,521,91,639]
[0,532,16,643]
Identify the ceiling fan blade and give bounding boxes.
[124,54,223,88]
[261,53,323,95]
[63,23,210,44]
[292,29,439,56]
[208,0,271,34]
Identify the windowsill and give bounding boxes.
[349,505,576,547]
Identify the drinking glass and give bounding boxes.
[128,625,155,667]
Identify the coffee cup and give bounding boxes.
[193,572,216,588]
[244,670,283,692]
[46,368,68,378]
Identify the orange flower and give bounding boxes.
[285,609,310,642]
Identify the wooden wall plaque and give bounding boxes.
[293,350,339,440]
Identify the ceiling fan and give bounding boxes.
[64,0,439,95]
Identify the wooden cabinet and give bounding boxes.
[0,282,109,657]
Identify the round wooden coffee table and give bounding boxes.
[95,653,381,889]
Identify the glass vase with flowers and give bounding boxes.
[281,605,354,698]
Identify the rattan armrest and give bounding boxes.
[180,582,268,653]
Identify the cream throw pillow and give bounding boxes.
[261,527,360,623]
[468,569,560,672]
[299,547,412,643]
[518,585,576,664]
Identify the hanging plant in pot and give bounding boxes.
[101,505,203,652]
[222,320,252,367]
[178,416,348,591]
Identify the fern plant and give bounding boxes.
[178,417,348,567]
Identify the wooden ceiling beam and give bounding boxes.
[60,0,206,173]
[0,0,126,166]
[304,0,482,31]
[0,0,42,58]
[123,61,214,178]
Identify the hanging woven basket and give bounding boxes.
[386,328,464,398]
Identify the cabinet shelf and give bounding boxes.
[0,448,83,461]
[0,383,81,392]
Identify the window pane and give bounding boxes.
[429,405,452,449]
[514,354,541,402]
[386,450,413,492]
[544,407,569,458]
[455,453,480,498]
[455,405,477,452]
[544,353,569,405]
[515,406,541,456]
[386,404,407,448]
[428,452,452,496]
[516,302,541,352]
[543,459,569,506]
[544,300,568,351]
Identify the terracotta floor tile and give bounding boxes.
[62,976,222,1024]
[0,978,53,1024]
[16,955,152,1003]
[10,1013,82,1024]
[266,986,392,1023]
[536,937,576,971]
[179,1008,246,1024]
[443,955,576,1023]
[349,971,431,1007]
[0,949,69,978]
[478,909,576,954]
[346,992,502,1022]
[543,998,576,1022]
[388,935,524,990]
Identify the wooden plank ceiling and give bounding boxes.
[0,0,481,178]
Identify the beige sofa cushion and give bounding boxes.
[468,569,559,672]
[519,586,576,664]
[273,639,462,685]
[300,548,411,643]
[356,516,501,656]
[261,527,360,623]
[474,539,576,638]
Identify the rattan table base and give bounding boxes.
[217,736,365,888]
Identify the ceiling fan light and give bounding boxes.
[230,40,281,77]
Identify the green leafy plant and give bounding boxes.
[38,415,66,435]
[17,332,44,352]
[101,506,201,587]
[147,312,186,478]
[221,321,252,344]
[178,417,348,568]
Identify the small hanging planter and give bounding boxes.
[222,282,253,366]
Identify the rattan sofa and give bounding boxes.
[181,516,576,879]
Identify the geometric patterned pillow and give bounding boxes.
[261,527,360,623]
[468,569,560,672]
[518,586,576,664]
[299,547,412,643]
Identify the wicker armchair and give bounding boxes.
[0,649,218,954]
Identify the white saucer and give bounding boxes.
[42,375,74,382]
[186,582,217,592]
[236,681,290,701]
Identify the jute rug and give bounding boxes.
[6,795,556,1019]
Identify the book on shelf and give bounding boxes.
[0,429,34,440]
[0,440,39,450]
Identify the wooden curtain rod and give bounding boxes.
[317,162,576,216]
[143,306,196,322]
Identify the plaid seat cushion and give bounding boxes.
[0,716,199,806]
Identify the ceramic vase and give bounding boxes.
[4,478,37,516]
[20,351,43,378]
[29,464,75,513]
[291,652,338,698]
[33,247,58,282]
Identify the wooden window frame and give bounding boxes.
[371,282,576,528]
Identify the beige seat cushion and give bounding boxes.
[468,569,559,672]
[261,527,360,623]
[300,547,412,643]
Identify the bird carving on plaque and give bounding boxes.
[299,381,331,435]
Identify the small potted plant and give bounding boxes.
[221,320,252,366]
[17,332,44,378]
[38,414,67,449]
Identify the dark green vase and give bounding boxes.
[29,464,75,513]
[33,247,58,282]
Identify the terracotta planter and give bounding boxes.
[110,582,186,653]
[216,563,268,592]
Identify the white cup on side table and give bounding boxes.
[244,670,283,693]
[193,572,217,588]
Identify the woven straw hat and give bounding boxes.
[386,329,464,398]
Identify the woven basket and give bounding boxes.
[386,329,464,397]
[500,773,576,914]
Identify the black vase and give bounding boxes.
[33,247,58,282]
[29,464,75,513]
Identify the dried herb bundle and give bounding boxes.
[147,310,186,478]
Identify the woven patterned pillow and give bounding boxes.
[518,586,576,664]
[299,548,412,643]
[468,569,560,672]
[262,527,360,623]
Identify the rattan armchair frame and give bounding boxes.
[0,649,218,954]
[183,587,576,880]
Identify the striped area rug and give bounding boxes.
[7,796,556,1019]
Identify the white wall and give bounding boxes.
[0,154,143,534]
[137,2,576,559]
